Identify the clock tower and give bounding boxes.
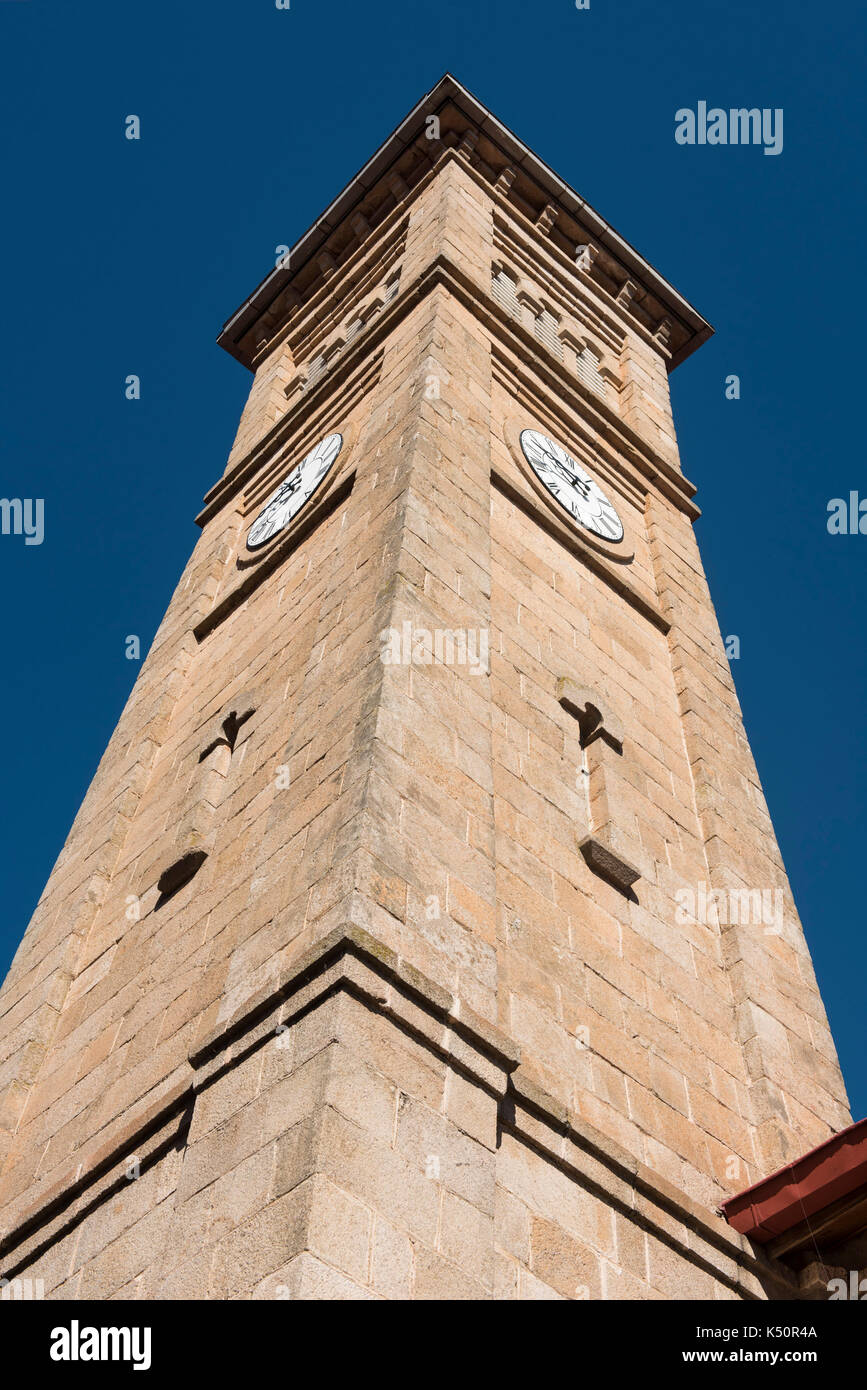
[0,76,856,1301]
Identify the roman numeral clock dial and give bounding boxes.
[520,429,623,543]
[246,433,343,550]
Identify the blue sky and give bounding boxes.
[1,0,865,1120]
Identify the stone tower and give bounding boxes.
[0,75,853,1301]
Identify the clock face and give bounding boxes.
[247,433,343,550]
[520,429,623,543]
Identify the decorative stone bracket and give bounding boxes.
[558,676,641,893]
[154,694,257,902]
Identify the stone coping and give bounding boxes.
[1,924,795,1296]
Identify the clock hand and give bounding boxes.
[544,453,575,483]
[547,453,591,498]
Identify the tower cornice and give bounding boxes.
[217,73,713,372]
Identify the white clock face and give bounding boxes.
[247,433,343,550]
[520,429,623,543]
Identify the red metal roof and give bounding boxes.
[721,1116,867,1243]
